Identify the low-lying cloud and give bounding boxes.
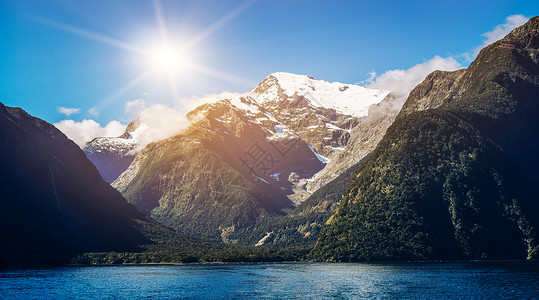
[55,92,234,150]
[55,103,190,150]
[364,14,528,99]
[54,119,126,147]
[178,91,245,113]
[367,55,462,97]
[134,104,190,150]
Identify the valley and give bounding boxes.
[1,16,539,266]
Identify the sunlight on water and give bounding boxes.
[1,262,539,299]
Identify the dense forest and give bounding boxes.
[2,17,539,268]
[311,16,539,261]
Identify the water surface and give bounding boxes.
[1,261,539,298]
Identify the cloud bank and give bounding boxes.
[133,104,190,150]
[54,119,126,147]
[177,91,245,113]
[364,14,528,98]
[55,93,225,150]
[367,55,462,97]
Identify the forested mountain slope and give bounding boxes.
[312,17,539,261]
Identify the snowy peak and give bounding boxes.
[83,120,148,183]
[251,72,390,118]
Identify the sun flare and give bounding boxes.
[148,43,185,73]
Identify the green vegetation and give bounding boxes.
[312,110,538,260]
[116,127,283,245]
[72,220,312,264]
[5,17,539,268]
[311,17,539,261]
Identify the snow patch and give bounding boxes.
[229,97,260,115]
[269,124,292,140]
[270,173,280,181]
[308,145,330,163]
[255,72,389,118]
[129,123,149,140]
[325,122,350,132]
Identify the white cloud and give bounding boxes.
[364,14,529,98]
[134,104,190,150]
[367,55,462,97]
[88,107,99,117]
[125,99,146,114]
[56,99,195,151]
[54,119,126,148]
[466,14,529,60]
[57,107,80,116]
[357,70,377,86]
[177,91,245,113]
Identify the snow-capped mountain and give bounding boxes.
[108,72,393,244]
[83,120,147,183]
[252,72,388,118]
[87,72,394,205]
[179,72,391,203]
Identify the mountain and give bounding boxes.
[251,73,390,201]
[83,120,147,183]
[112,73,390,244]
[311,17,539,261]
[305,92,406,193]
[0,102,305,266]
[0,103,150,266]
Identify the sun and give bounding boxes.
[37,0,254,109]
[148,43,185,73]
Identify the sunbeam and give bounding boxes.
[29,15,147,55]
[28,1,256,112]
[186,63,255,87]
[184,0,258,50]
[97,70,155,110]
[153,0,168,43]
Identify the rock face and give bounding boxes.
[311,17,539,261]
[112,73,390,244]
[305,92,407,193]
[0,103,148,266]
[83,120,146,183]
[396,69,467,119]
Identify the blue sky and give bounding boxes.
[1,0,538,126]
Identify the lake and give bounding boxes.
[1,261,539,298]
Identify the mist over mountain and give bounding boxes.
[107,73,391,244]
[7,15,537,266]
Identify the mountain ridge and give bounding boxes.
[311,16,539,261]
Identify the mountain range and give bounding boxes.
[86,72,392,245]
[0,102,312,266]
[2,16,539,265]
